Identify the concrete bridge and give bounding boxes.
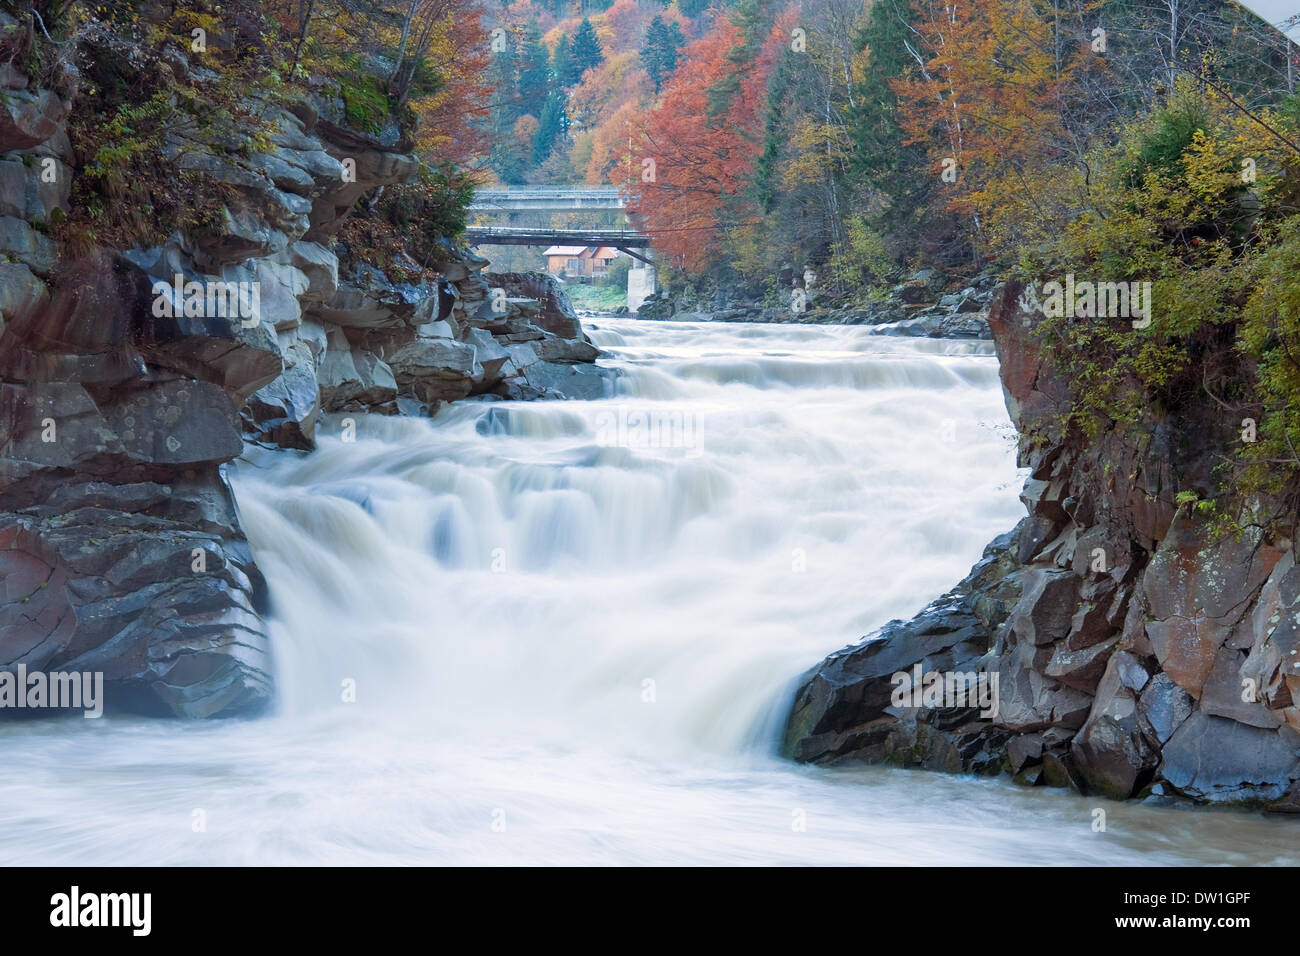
[468,186,626,213]
[466,187,656,310]
[463,226,649,258]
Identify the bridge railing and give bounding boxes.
[472,186,623,198]
[468,186,630,210]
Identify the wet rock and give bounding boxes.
[386,336,480,404]
[1071,651,1156,798]
[933,311,991,339]
[0,474,271,718]
[996,640,1094,731]
[533,334,601,365]
[317,332,398,411]
[1041,750,1085,791]
[783,530,1022,765]
[522,361,611,401]
[242,344,319,450]
[1137,673,1195,744]
[1160,712,1300,804]
[1006,733,1044,773]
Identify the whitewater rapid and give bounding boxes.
[2,319,1296,865]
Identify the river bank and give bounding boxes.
[4,318,1295,864]
[634,269,997,339]
[0,40,610,717]
[782,284,1300,811]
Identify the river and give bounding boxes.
[1,318,1295,865]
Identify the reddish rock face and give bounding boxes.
[987,283,1072,464]
[0,89,68,152]
[1141,517,1282,699]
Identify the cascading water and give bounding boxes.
[2,319,1296,865]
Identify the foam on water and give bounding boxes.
[1,318,1294,865]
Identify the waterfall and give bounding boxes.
[3,319,1295,865]
[231,320,1024,754]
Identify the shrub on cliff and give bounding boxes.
[1009,81,1300,529]
[11,0,487,257]
[336,160,476,282]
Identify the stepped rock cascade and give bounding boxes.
[1,319,1297,864]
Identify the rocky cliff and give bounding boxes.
[783,281,1300,810]
[0,19,606,717]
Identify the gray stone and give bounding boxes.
[1138,673,1194,744]
[1160,712,1300,804]
[0,215,56,274]
[287,241,339,302]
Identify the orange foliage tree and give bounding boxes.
[890,0,1072,244]
[568,51,652,133]
[408,0,493,168]
[613,5,795,273]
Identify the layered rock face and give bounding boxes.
[784,282,1300,810]
[0,51,604,717]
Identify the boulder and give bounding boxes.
[1007,568,1081,646]
[1160,711,1300,804]
[0,215,56,274]
[287,241,339,302]
[317,331,398,411]
[522,361,610,401]
[242,343,319,449]
[485,272,585,339]
[0,88,67,151]
[1071,651,1156,798]
[464,327,510,385]
[386,336,480,404]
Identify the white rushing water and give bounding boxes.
[2,318,1297,865]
